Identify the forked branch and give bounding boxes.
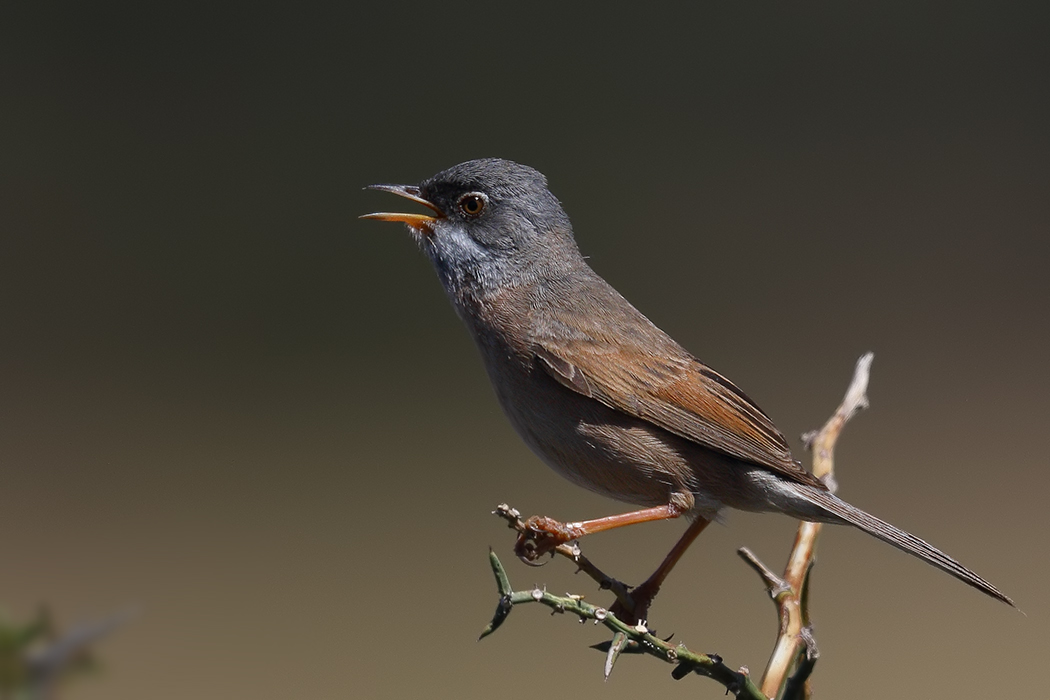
[744,351,872,699]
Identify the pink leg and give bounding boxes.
[514,504,683,563]
[613,516,712,624]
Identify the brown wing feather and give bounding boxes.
[534,335,825,490]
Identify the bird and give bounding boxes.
[362,157,1013,617]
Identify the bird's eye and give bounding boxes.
[458,193,487,217]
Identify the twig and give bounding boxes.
[780,628,819,700]
[479,551,768,699]
[492,504,634,611]
[746,352,873,699]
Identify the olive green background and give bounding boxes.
[1,3,1047,698]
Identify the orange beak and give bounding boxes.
[360,184,443,228]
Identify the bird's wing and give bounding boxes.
[533,334,825,489]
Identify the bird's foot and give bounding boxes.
[513,515,581,565]
[609,579,661,627]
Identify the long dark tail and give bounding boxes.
[787,483,1014,607]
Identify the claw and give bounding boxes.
[513,515,576,563]
[517,549,553,567]
[609,580,661,627]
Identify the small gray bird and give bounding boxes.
[363,158,1012,615]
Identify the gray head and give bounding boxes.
[362,159,581,300]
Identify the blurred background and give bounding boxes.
[1,2,1047,698]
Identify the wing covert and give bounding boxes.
[533,337,822,488]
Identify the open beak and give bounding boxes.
[360,184,443,229]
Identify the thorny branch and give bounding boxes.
[478,550,768,700]
[481,354,875,699]
[491,504,634,611]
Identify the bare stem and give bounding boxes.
[751,352,873,699]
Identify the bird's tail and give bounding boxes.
[787,482,1014,607]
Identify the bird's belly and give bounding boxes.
[490,360,725,516]
[521,413,690,508]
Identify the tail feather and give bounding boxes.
[788,483,1014,607]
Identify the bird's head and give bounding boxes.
[363,158,580,298]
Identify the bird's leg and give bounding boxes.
[610,515,711,625]
[514,504,682,564]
